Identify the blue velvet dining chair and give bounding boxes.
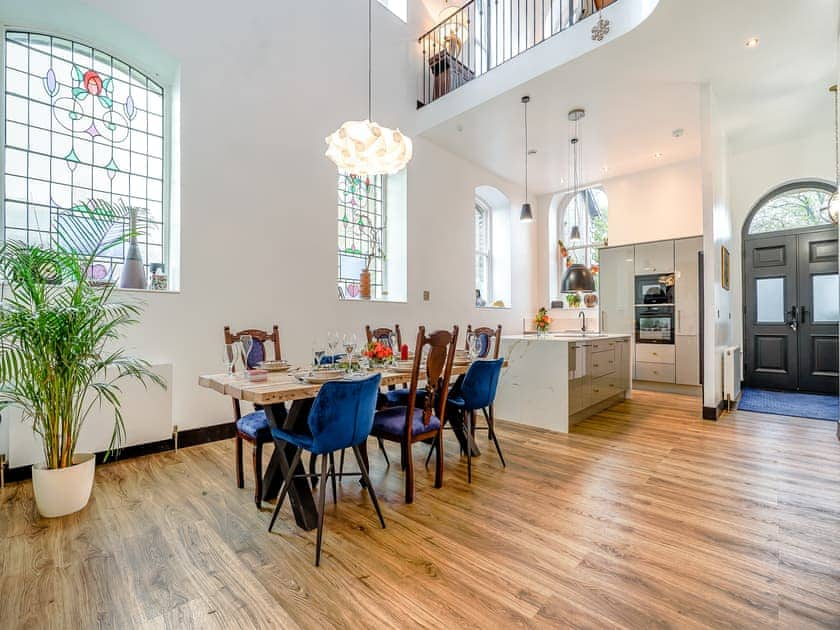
[268,374,385,566]
[224,325,284,508]
[440,357,505,483]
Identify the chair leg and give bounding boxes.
[485,405,506,467]
[424,440,436,468]
[253,442,263,508]
[235,435,244,489]
[352,444,385,528]
[309,453,318,490]
[328,453,338,506]
[268,447,302,532]
[338,448,345,477]
[404,441,415,503]
[377,436,390,466]
[465,411,474,484]
[434,429,444,489]
[315,454,329,567]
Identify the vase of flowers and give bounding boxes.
[363,340,393,367]
[534,307,551,336]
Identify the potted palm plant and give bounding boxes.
[0,200,165,517]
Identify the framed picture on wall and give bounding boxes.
[721,246,731,291]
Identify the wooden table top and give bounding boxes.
[198,363,476,405]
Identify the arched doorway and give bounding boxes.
[742,181,838,394]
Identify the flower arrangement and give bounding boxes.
[534,307,551,334]
[363,340,393,366]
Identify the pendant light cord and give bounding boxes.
[368,0,373,121]
[524,99,529,199]
[834,85,839,187]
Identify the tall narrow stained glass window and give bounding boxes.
[337,171,386,299]
[3,32,166,277]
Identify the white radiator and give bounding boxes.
[723,346,742,407]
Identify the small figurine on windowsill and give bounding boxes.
[149,263,168,291]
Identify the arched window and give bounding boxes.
[560,186,608,268]
[474,200,491,304]
[474,186,511,308]
[746,182,836,235]
[3,31,167,278]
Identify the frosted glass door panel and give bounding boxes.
[756,277,785,323]
[812,274,839,322]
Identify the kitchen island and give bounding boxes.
[494,334,632,433]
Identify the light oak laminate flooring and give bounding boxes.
[1,390,838,628]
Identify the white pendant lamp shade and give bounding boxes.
[325,120,412,176]
[325,0,413,176]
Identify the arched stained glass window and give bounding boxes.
[3,31,166,276]
[747,184,835,235]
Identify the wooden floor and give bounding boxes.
[2,390,839,629]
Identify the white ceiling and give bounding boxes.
[419,0,840,195]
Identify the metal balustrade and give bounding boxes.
[418,0,617,106]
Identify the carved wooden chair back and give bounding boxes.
[365,324,403,350]
[405,325,459,432]
[466,324,502,359]
[224,325,282,369]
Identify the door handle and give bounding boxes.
[799,306,807,324]
[787,305,798,331]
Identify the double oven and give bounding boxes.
[635,274,675,345]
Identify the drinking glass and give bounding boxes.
[312,339,326,368]
[467,332,480,361]
[326,330,340,366]
[388,331,399,363]
[239,334,253,371]
[343,332,358,372]
[222,343,238,377]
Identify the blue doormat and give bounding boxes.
[738,388,839,422]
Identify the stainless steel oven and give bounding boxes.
[635,305,675,345]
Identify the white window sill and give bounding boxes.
[113,287,181,295]
[476,305,511,311]
[339,297,408,304]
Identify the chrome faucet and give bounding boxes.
[578,311,586,336]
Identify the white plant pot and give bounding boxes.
[31,453,96,518]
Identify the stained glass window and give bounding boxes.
[337,171,386,300]
[475,201,491,304]
[3,31,166,278]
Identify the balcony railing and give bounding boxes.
[418,0,617,106]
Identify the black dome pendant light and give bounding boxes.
[520,96,534,222]
[561,107,595,293]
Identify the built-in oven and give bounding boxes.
[635,305,675,345]
[635,274,675,305]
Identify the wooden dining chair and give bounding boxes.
[365,324,402,349]
[224,325,283,507]
[370,325,458,503]
[465,324,502,359]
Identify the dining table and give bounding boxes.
[198,362,478,531]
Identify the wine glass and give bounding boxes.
[222,343,238,377]
[467,332,480,361]
[343,332,358,372]
[388,331,399,362]
[326,330,340,366]
[239,334,253,371]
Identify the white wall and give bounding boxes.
[0,0,535,466]
[700,85,733,410]
[728,130,835,351]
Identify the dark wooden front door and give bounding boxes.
[744,227,839,393]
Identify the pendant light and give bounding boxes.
[561,107,595,293]
[520,96,534,223]
[325,0,413,175]
[824,84,839,224]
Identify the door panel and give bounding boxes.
[634,241,674,275]
[797,231,839,393]
[744,234,798,390]
[599,245,635,334]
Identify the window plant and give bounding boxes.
[0,199,165,517]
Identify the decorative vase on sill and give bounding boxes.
[119,207,147,289]
[359,268,371,300]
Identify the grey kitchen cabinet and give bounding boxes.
[634,241,675,276]
[674,236,702,385]
[598,245,635,334]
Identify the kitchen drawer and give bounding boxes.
[591,374,622,403]
[590,349,617,378]
[635,361,676,383]
[591,339,619,352]
[635,344,675,364]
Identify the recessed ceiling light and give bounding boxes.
[745,37,759,48]
[602,166,609,173]
[653,152,663,159]
[672,128,684,138]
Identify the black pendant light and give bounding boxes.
[520,96,533,222]
[561,107,595,293]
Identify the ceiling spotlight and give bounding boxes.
[672,128,684,138]
[653,152,663,159]
[602,166,609,173]
[745,37,759,48]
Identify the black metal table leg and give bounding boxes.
[262,400,319,531]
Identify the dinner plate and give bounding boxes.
[303,370,346,384]
[258,360,291,372]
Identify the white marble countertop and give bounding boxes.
[502,333,632,342]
